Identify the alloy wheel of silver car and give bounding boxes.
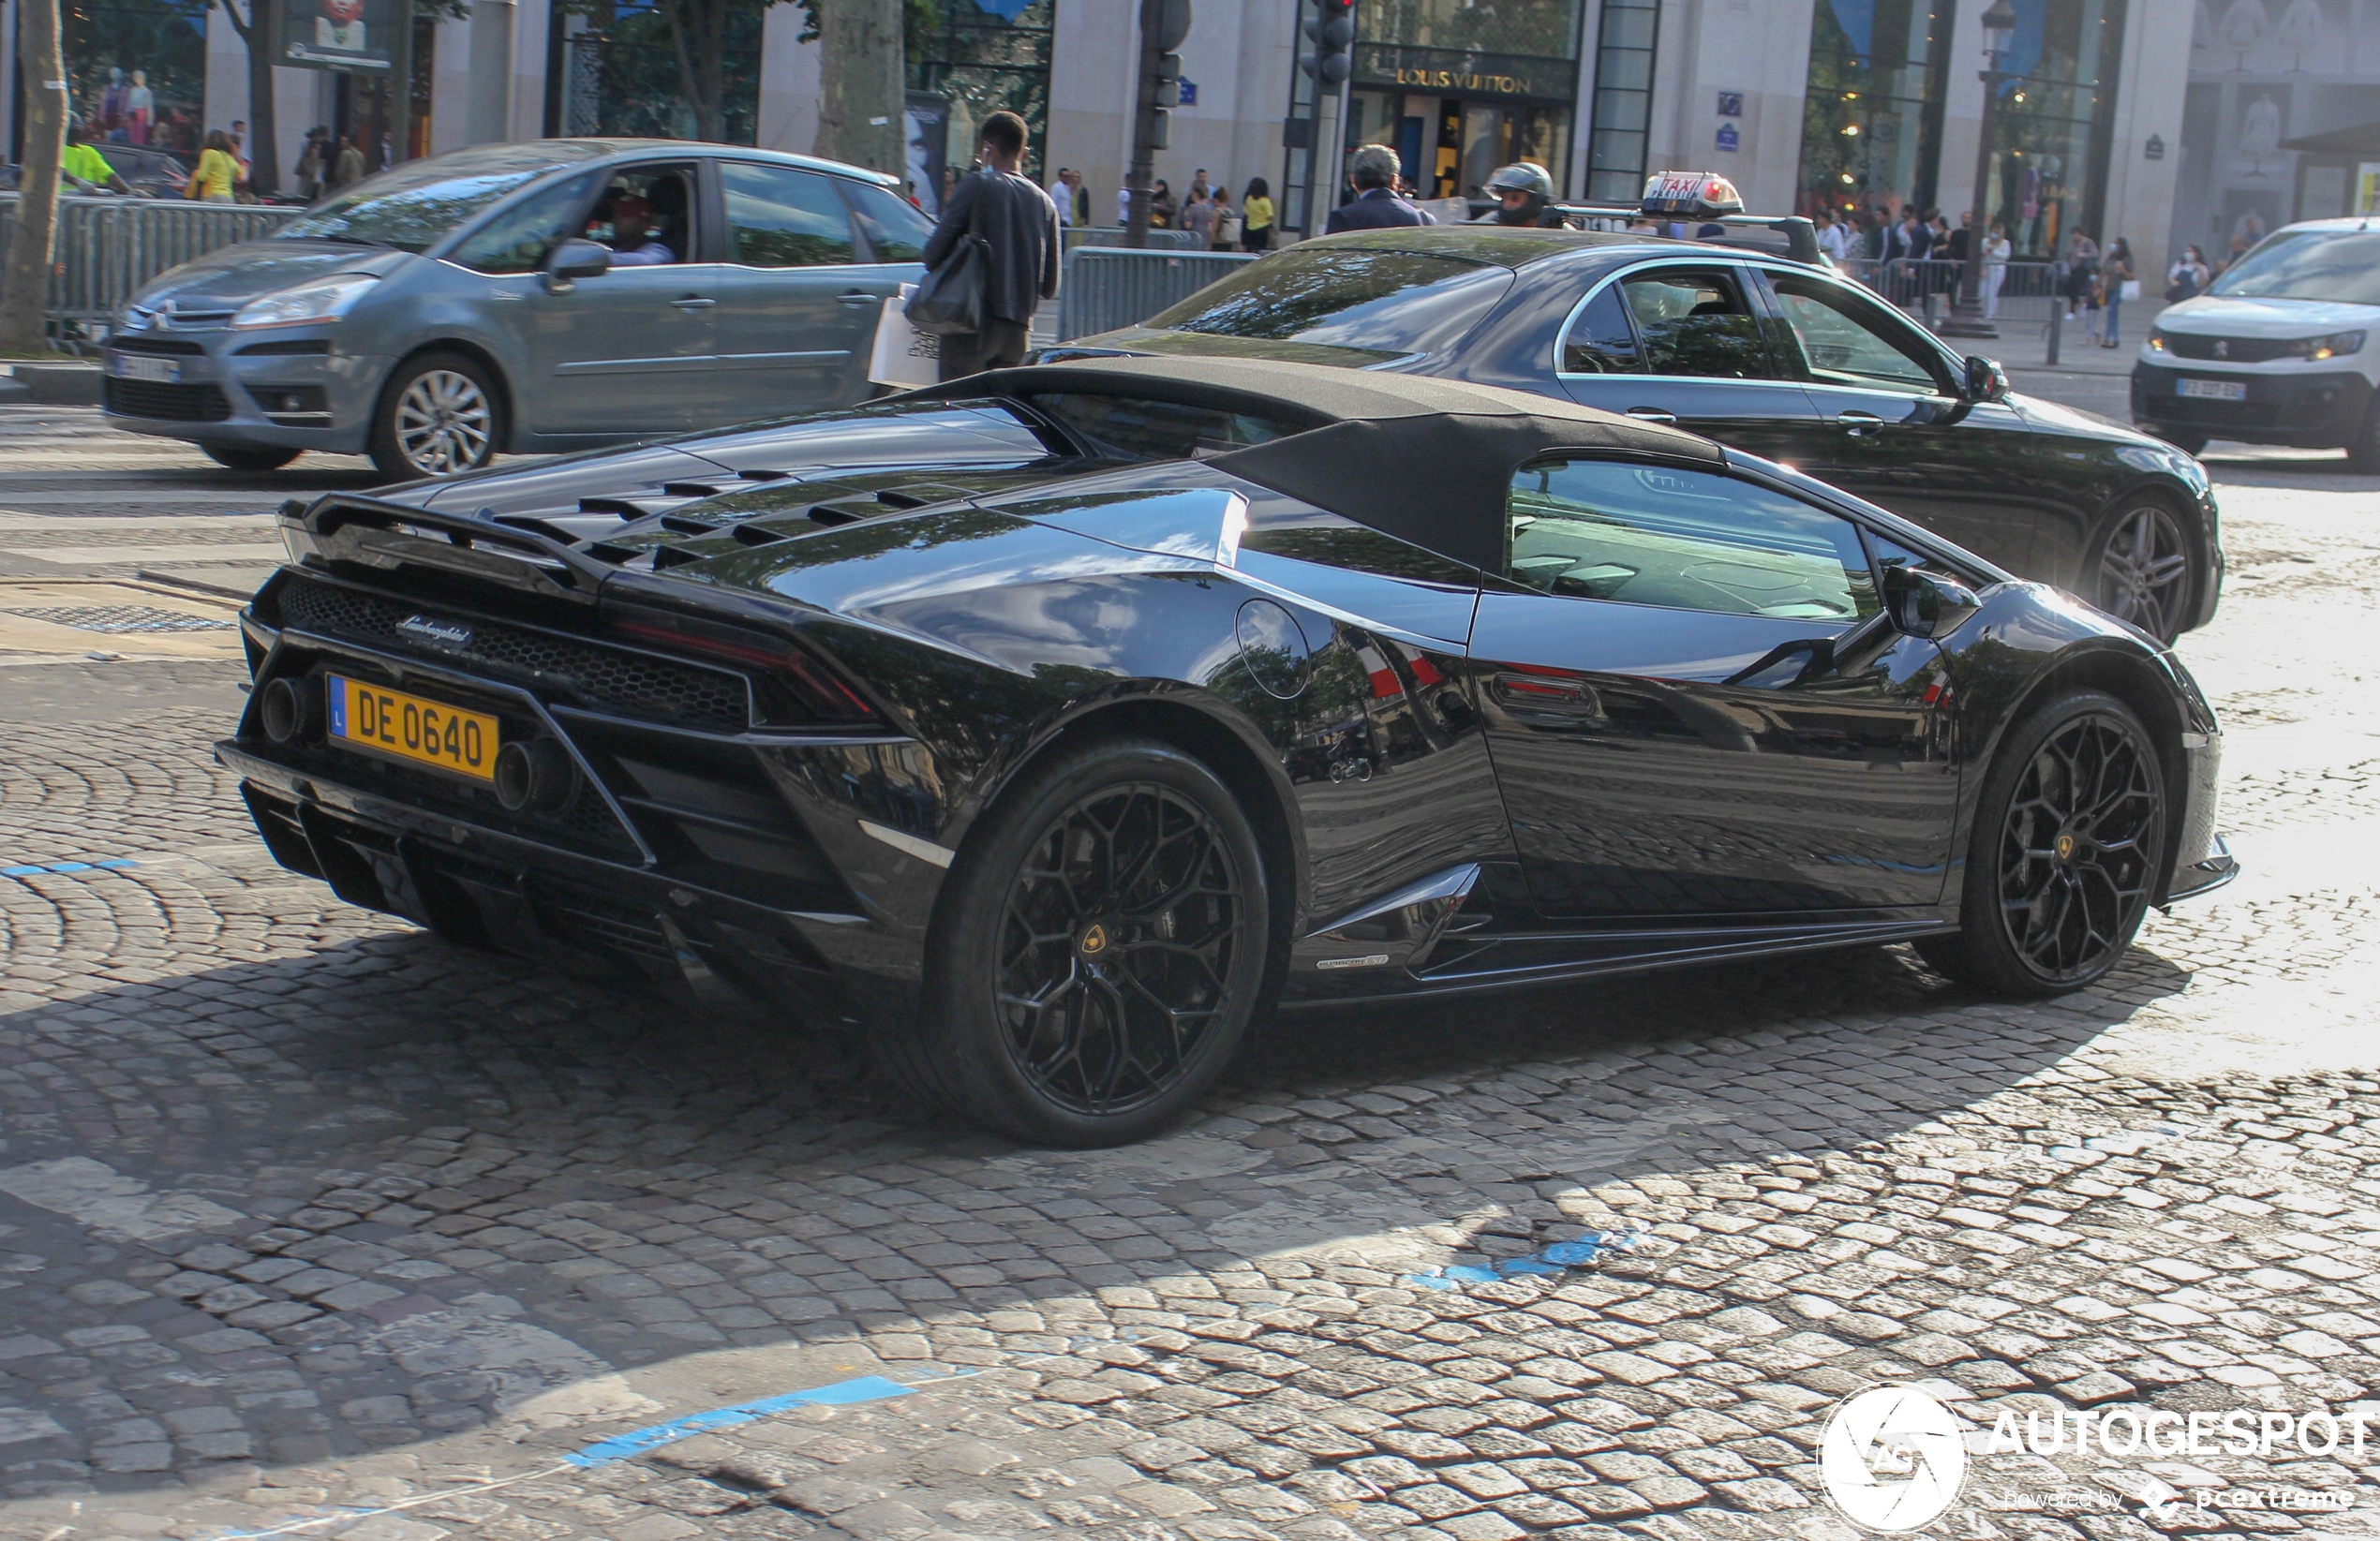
[393,368,494,478]
[2092,502,2192,643]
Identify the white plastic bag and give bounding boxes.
[2120,278,2143,302]
[869,284,941,388]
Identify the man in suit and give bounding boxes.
[1325,145,1437,233]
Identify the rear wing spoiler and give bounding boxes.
[1548,204,1827,267]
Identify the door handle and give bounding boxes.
[837,289,880,306]
[1836,409,1885,435]
[670,296,717,311]
[1624,407,1679,424]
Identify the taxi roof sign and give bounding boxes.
[1641,171,1745,217]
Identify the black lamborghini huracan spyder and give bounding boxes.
[222,358,2235,1146]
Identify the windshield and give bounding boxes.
[275,142,610,252]
[1142,249,1514,360]
[2210,230,2380,306]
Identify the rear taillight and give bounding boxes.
[611,615,875,724]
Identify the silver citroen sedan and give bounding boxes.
[101,140,931,482]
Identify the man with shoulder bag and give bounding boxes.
[912,111,1060,380]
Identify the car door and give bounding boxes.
[706,160,885,423]
[521,161,719,436]
[1758,265,2044,570]
[1553,262,1825,466]
[1468,455,1956,920]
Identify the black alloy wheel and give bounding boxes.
[2090,500,2194,643]
[893,735,1271,1147]
[1918,690,2165,996]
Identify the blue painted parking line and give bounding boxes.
[1403,1227,1651,1291]
[1,859,138,878]
[563,1373,917,1467]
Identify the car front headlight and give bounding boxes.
[2291,330,2367,361]
[231,274,379,331]
[2147,327,2167,352]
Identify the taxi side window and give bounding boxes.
[1559,284,1642,375]
[1620,269,1776,379]
[1769,273,1951,394]
[1508,459,1877,622]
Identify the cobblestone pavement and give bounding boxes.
[1,409,2379,1541]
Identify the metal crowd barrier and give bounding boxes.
[1057,246,1256,341]
[1061,225,1204,253]
[1835,257,2072,326]
[0,194,305,331]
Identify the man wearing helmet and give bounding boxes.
[1479,162,1565,228]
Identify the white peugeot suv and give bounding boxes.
[2133,217,2380,467]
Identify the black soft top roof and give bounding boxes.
[939,356,1721,572]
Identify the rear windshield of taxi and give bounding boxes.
[1141,249,1514,362]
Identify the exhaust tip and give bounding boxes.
[258,676,319,745]
[494,737,576,813]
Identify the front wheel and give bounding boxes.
[888,735,1272,1147]
[1915,690,2166,997]
[203,444,301,472]
[2087,498,2196,644]
[370,351,501,482]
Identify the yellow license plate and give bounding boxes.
[326,674,498,781]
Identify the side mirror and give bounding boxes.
[1883,564,1983,640]
[543,238,612,292]
[1964,354,2010,402]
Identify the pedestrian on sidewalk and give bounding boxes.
[186,130,240,202]
[921,110,1059,381]
[1180,185,1215,247]
[2100,238,2135,347]
[2062,229,2100,319]
[1982,218,2011,319]
[1210,186,1240,249]
[1240,178,1273,250]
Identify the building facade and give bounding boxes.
[7,0,2344,269]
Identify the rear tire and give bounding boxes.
[203,444,300,472]
[370,351,502,483]
[1915,690,2165,997]
[885,734,1272,1148]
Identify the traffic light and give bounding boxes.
[1302,0,1355,84]
[1152,51,1183,149]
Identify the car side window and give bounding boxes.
[1619,269,1776,379]
[1507,459,1878,622]
[842,180,934,263]
[1768,273,1951,394]
[448,171,597,274]
[721,163,858,268]
[1558,284,1642,375]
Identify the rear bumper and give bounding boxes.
[219,741,924,1031]
[2131,362,2372,447]
[221,570,959,1030]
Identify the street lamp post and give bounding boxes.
[1942,0,2019,339]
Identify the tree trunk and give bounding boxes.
[226,0,280,195]
[813,0,903,178]
[0,0,67,354]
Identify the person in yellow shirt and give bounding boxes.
[187,130,239,202]
[62,119,130,194]
[1240,177,1273,252]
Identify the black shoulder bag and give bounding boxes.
[907,171,992,336]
